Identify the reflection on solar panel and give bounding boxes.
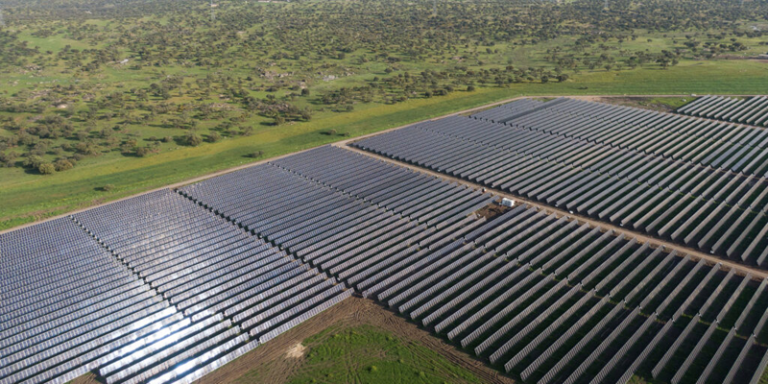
[352,98,768,267]
[1,189,350,384]
[73,190,350,384]
[1,146,489,384]
[677,95,768,127]
[0,219,168,384]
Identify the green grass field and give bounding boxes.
[2,59,767,231]
[233,325,485,384]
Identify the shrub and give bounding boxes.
[101,184,115,191]
[54,159,74,171]
[38,163,56,175]
[135,146,150,157]
[185,133,203,147]
[249,150,265,158]
[207,132,221,143]
[23,155,45,169]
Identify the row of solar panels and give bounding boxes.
[448,97,546,126]
[677,96,768,127]
[179,146,494,290]
[474,97,768,177]
[351,106,768,267]
[0,189,352,384]
[375,204,768,384]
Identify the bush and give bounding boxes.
[162,136,173,143]
[23,155,46,169]
[135,146,151,157]
[207,132,221,143]
[240,126,254,136]
[38,163,56,175]
[54,159,74,171]
[248,150,265,158]
[101,184,115,192]
[186,133,203,147]
[467,85,476,92]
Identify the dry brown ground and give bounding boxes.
[193,296,515,384]
[475,203,511,221]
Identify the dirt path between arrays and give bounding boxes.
[339,143,768,281]
[193,296,515,384]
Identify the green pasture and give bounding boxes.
[235,324,485,384]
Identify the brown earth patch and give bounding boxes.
[475,202,510,221]
[194,296,515,384]
[284,343,306,359]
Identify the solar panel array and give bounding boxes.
[379,204,768,384]
[677,96,768,127]
[7,135,768,384]
[0,219,168,384]
[352,99,768,267]
[497,98,768,175]
[1,189,351,384]
[179,146,494,289]
[72,190,351,384]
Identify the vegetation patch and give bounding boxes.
[281,325,485,384]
